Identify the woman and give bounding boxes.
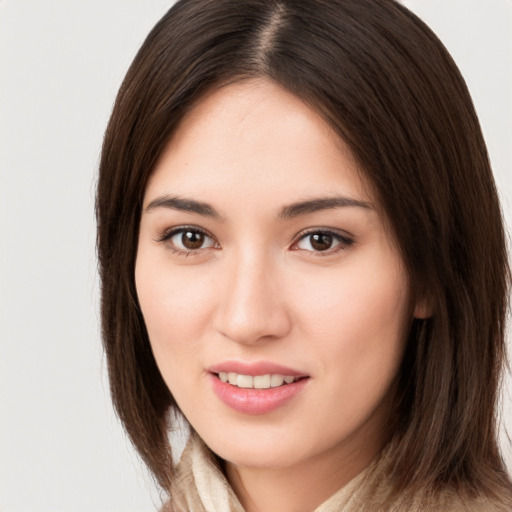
[96,0,512,510]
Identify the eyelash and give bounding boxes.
[291,228,354,256]
[156,226,354,257]
[157,226,218,257]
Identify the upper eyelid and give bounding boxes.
[157,224,216,242]
[293,227,354,242]
[290,229,355,255]
[156,225,354,248]
[157,226,219,256]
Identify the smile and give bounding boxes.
[217,372,301,389]
[210,374,309,415]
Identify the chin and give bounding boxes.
[193,422,300,468]
[216,442,304,470]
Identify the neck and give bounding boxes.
[225,431,383,512]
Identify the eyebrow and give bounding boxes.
[144,194,372,219]
[144,196,223,220]
[278,196,373,219]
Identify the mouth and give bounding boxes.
[208,363,310,414]
[214,372,307,389]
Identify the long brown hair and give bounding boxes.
[96,0,512,504]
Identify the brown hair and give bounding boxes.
[96,0,512,504]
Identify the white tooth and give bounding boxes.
[270,374,285,387]
[284,376,295,384]
[237,374,253,388]
[219,372,228,383]
[253,374,271,389]
[228,372,238,385]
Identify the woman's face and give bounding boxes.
[136,79,424,475]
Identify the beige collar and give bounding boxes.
[168,433,496,512]
[171,433,375,512]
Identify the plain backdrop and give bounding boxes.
[1,1,511,511]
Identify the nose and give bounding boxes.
[213,250,292,345]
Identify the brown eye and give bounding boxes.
[164,228,217,253]
[181,230,205,249]
[310,233,333,251]
[294,230,353,254]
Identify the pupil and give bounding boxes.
[311,233,332,251]
[182,231,204,249]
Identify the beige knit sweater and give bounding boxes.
[164,433,509,512]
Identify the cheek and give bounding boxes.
[297,263,409,331]
[134,250,216,376]
[293,255,410,387]
[288,264,410,452]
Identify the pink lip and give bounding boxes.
[208,360,309,415]
[208,361,308,377]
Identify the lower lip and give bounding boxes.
[210,374,309,415]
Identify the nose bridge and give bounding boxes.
[215,246,290,344]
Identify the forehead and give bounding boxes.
[145,78,372,208]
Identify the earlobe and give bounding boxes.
[413,296,433,320]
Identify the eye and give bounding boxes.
[293,230,353,253]
[159,227,218,254]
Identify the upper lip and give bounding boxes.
[208,360,309,377]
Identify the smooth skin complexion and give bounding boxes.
[135,79,428,512]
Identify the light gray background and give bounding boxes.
[1,1,511,511]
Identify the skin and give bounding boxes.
[135,79,427,512]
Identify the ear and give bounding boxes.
[413,294,432,319]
